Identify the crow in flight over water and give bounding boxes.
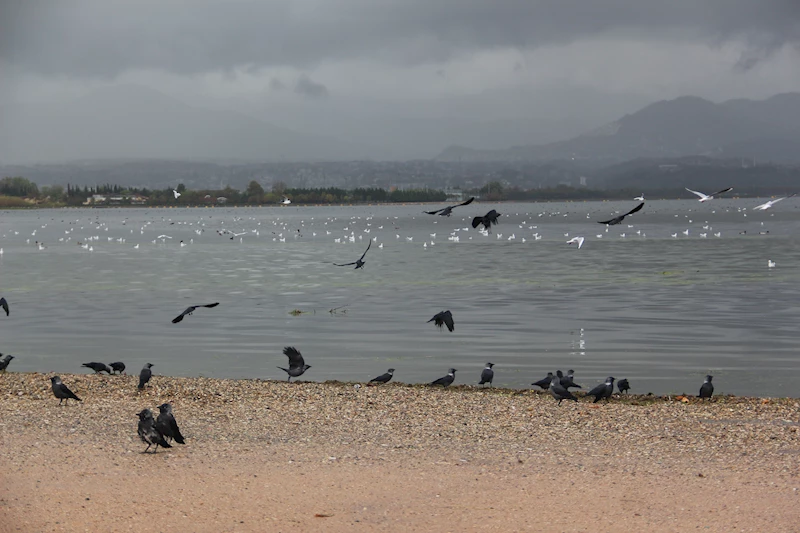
[597,202,644,225]
[471,210,501,232]
[172,303,220,323]
[334,239,371,269]
[428,310,454,332]
[424,197,475,217]
[278,346,311,381]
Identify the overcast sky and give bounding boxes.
[1,1,799,159]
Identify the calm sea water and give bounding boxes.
[1,199,799,397]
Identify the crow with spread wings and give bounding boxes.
[424,197,475,217]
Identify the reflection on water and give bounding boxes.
[1,199,799,397]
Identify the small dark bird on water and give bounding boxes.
[0,297,8,316]
[597,202,645,225]
[699,375,714,399]
[156,403,185,444]
[369,368,395,384]
[109,362,126,374]
[138,363,153,390]
[560,369,582,389]
[278,346,311,382]
[549,375,577,405]
[431,368,457,387]
[50,376,81,405]
[532,372,554,390]
[617,378,631,394]
[0,354,14,372]
[424,197,475,217]
[82,362,112,374]
[137,409,172,453]
[587,377,616,403]
[172,302,220,323]
[479,363,495,387]
[471,209,501,232]
[427,310,454,332]
[333,239,372,269]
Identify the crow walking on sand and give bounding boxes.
[137,408,172,453]
[531,372,554,390]
[156,403,185,444]
[479,363,495,387]
[431,368,457,387]
[549,375,577,405]
[109,362,126,374]
[369,369,395,385]
[138,363,154,390]
[50,376,82,405]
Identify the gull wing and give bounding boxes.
[685,187,708,199]
[710,187,733,197]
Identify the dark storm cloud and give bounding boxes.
[294,75,329,98]
[1,0,798,77]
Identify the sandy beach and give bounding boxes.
[1,372,799,532]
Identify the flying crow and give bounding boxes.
[479,363,494,387]
[278,346,311,382]
[431,368,457,387]
[685,187,733,202]
[109,362,126,374]
[82,362,112,374]
[369,368,395,384]
[0,354,14,372]
[138,363,153,390]
[597,202,644,225]
[471,209,501,232]
[156,403,185,444]
[424,197,475,217]
[531,372,554,390]
[137,408,172,453]
[50,376,81,405]
[617,378,630,394]
[172,302,220,323]
[333,239,372,269]
[549,375,577,405]
[587,377,615,403]
[699,375,714,399]
[427,310,454,332]
[0,297,8,316]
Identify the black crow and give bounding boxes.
[699,375,714,399]
[471,209,501,232]
[0,354,14,372]
[617,378,630,394]
[138,363,153,390]
[549,375,577,405]
[597,202,644,225]
[479,363,494,387]
[50,376,82,405]
[369,368,395,384]
[424,197,475,217]
[560,369,582,389]
[427,310,454,332]
[0,297,8,316]
[531,372,554,390]
[685,187,733,202]
[587,377,615,403]
[172,302,220,323]
[278,346,311,382]
[333,239,371,269]
[431,368,457,387]
[137,409,172,453]
[156,403,185,444]
[109,362,126,374]
[82,362,112,374]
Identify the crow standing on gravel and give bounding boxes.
[479,363,495,387]
[82,362,112,374]
[531,372,554,390]
[156,403,185,444]
[587,377,616,403]
[50,376,82,405]
[471,209,501,232]
[109,362,126,375]
[698,375,714,399]
[278,347,311,382]
[549,375,577,405]
[137,408,172,453]
[431,368,457,387]
[560,369,582,389]
[617,378,631,394]
[369,369,395,385]
[138,363,153,390]
[427,310,454,332]
[0,354,14,372]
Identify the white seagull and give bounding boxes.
[753,194,796,211]
[768,259,776,268]
[634,193,645,201]
[685,187,733,202]
[281,197,291,205]
[566,236,585,249]
[173,189,181,199]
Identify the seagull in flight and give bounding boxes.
[281,197,291,205]
[753,193,796,211]
[633,193,645,201]
[173,189,181,199]
[685,187,733,202]
[424,197,475,217]
[171,302,220,323]
[566,236,585,249]
[427,310,454,332]
[333,239,371,269]
[597,202,644,225]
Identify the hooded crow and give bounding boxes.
[597,202,644,225]
[531,372,554,390]
[50,376,81,405]
[138,363,153,390]
[109,361,126,374]
[369,368,395,384]
[617,378,631,394]
[479,363,495,387]
[82,362,112,374]
[156,403,185,444]
[278,346,311,381]
[431,368,457,387]
[424,197,475,217]
[0,354,14,372]
[471,209,501,232]
[699,375,714,399]
[549,375,577,405]
[172,302,220,323]
[427,310,454,332]
[587,377,616,403]
[137,408,172,453]
[560,369,582,389]
[333,239,371,269]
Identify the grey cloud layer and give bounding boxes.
[2,0,799,77]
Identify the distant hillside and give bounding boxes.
[0,84,381,163]
[436,93,800,164]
